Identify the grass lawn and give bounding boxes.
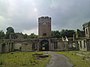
[0,52,50,67]
[58,51,90,67]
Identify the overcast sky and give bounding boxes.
[0,0,90,35]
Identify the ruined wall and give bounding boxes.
[21,42,32,52]
[0,38,80,53]
[0,40,14,53]
[78,40,87,51]
[14,43,22,51]
[86,39,90,51]
[57,41,65,51]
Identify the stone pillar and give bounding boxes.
[64,41,69,51]
[0,43,2,53]
[37,40,40,51]
[49,39,51,51]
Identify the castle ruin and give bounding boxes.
[0,16,90,53]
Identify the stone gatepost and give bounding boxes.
[0,43,2,53]
[64,41,69,51]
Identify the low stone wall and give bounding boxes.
[0,38,80,53]
[21,42,32,52]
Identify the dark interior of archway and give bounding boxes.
[11,43,14,51]
[2,43,6,53]
[32,43,36,51]
[39,40,49,51]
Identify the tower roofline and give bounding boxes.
[38,16,51,19]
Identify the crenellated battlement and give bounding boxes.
[38,16,51,23]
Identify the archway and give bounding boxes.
[39,40,49,51]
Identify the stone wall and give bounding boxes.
[86,39,90,51]
[21,42,32,52]
[0,40,14,53]
[78,39,87,51]
[0,38,80,53]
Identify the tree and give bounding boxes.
[60,29,75,37]
[15,32,24,39]
[60,30,66,37]
[51,31,61,38]
[51,30,75,38]
[5,27,15,39]
[23,34,28,39]
[0,30,5,39]
[7,27,14,33]
[29,33,38,38]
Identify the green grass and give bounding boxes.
[0,52,50,67]
[58,51,90,67]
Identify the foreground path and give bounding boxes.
[46,52,73,67]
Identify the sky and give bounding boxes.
[0,0,90,35]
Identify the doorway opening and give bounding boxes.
[39,40,49,51]
[2,43,6,53]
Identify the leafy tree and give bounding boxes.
[60,30,66,37]
[23,34,28,39]
[15,32,24,39]
[29,33,38,38]
[51,29,75,38]
[5,27,15,39]
[51,31,61,38]
[0,30,5,39]
[60,29,75,37]
[6,27,14,33]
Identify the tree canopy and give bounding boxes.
[60,29,75,37]
[5,27,15,39]
[51,31,61,38]
[51,29,75,38]
[29,33,38,38]
[0,27,85,39]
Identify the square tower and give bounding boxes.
[38,16,51,37]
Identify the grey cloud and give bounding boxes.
[0,0,90,34]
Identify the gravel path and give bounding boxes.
[46,52,73,67]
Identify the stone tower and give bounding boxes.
[38,16,51,37]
